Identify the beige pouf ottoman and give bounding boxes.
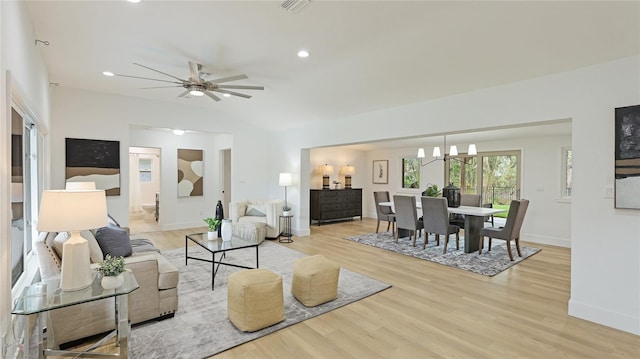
[227,268,284,332]
[232,222,266,242]
[291,254,341,307]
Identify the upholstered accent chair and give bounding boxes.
[392,195,423,246]
[478,199,530,261]
[230,200,284,238]
[421,197,460,253]
[373,191,396,235]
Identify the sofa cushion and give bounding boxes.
[81,230,104,263]
[245,204,266,217]
[129,251,179,290]
[95,224,133,258]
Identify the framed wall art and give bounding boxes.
[372,160,388,184]
[65,138,120,196]
[177,148,203,197]
[615,104,640,209]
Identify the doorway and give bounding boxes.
[221,149,231,212]
[129,146,161,234]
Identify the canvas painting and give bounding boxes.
[65,138,120,196]
[178,149,203,197]
[615,105,640,209]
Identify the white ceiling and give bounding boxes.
[25,0,639,138]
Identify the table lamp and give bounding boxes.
[322,164,334,189]
[341,165,355,189]
[37,190,107,291]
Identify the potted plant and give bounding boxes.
[423,183,441,197]
[97,254,126,289]
[282,205,292,217]
[204,217,221,240]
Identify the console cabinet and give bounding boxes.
[310,189,362,225]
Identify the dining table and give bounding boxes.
[379,200,505,253]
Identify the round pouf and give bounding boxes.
[291,254,341,307]
[227,268,284,332]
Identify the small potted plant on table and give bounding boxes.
[282,205,292,217]
[204,217,222,240]
[97,254,126,289]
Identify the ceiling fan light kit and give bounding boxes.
[110,61,263,102]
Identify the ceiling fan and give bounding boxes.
[113,61,264,101]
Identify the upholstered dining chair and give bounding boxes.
[421,197,460,253]
[373,191,396,235]
[450,194,482,227]
[478,199,529,261]
[392,195,423,246]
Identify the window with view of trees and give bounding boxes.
[402,157,421,189]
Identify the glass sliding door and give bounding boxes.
[446,155,478,194]
[482,152,520,205]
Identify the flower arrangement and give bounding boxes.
[282,205,291,212]
[203,217,221,232]
[423,183,442,197]
[97,255,125,277]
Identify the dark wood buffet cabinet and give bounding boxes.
[310,189,362,225]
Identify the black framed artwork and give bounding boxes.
[65,138,120,196]
[615,104,640,209]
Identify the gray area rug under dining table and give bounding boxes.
[130,240,391,358]
[344,231,540,276]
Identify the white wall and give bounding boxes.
[0,1,51,354]
[271,56,640,335]
[51,87,269,230]
[129,146,160,208]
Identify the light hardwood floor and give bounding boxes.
[128,218,640,359]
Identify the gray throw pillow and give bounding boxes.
[95,224,133,258]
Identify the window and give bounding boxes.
[139,158,152,183]
[561,147,572,198]
[402,157,421,189]
[446,150,521,205]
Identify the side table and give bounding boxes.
[12,271,139,358]
[279,215,293,243]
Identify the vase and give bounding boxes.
[207,231,216,240]
[283,210,291,217]
[221,219,232,241]
[101,273,124,290]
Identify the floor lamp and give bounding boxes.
[279,172,292,208]
[37,189,107,291]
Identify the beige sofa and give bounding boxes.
[230,200,284,238]
[34,223,179,347]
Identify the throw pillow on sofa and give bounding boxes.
[246,204,267,217]
[95,224,133,258]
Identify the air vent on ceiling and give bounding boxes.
[281,0,310,14]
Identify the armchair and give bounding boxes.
[230,200,284,238]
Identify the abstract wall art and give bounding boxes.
[177,148,203,197]
[65,138,120,196]
[615,104,640,209]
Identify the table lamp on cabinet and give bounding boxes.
[37,189,107,291]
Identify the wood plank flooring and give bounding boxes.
[130,218,639,358]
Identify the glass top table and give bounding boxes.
[185,233,262,290]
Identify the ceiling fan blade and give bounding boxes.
[213,88,251,99]
[114,74,183,84]
[177,89,190,98]
[204,91,221,102]
[216,84,264,90]
[210,74,248,84]
[188,61,202,84]
[138,85,183,89]
[133,62,187,82]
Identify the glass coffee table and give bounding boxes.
[185,233,262,290]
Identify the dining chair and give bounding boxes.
[449,194,481,227]
[478,199,529,261]
[373,191,396,235]
[421,197,460,253]
[392,195,423,246]
[482,202,495,227]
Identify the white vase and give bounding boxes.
[101,273,124,290]
[207,231,216,240]
[221,219,232,241]
[283,210,291,217]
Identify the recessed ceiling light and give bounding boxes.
[297,50,310,58]
[172,129,185,135]
[223,93,231,97]
[189,87,204,97]
[127,0,141,3]
[102,71,114,77]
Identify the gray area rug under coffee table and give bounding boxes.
[344,231,540,276]
[130,240,391,358]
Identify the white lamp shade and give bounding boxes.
[37,190,108,232]
[322,164,334,175]
[468,144,477,155]
[417,148,425,158]
[450,145,458,156]
[65,181,97,190]
[432,147,441,158]
[340,165,355,176]
[279,172,293,186]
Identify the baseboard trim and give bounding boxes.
[522,233,571,248]
[568,298,640,335]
